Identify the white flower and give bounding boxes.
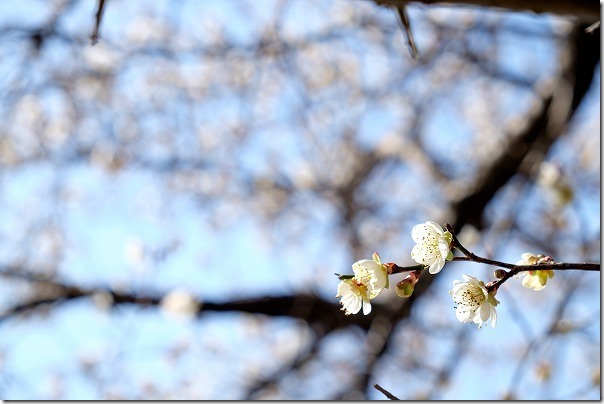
[411,221,453,274]
[516,252,540,266]
[336,253,389,315]
[516,253,554,291]
[520,271,554,291]
[450,274,499,328]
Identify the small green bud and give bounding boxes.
[395,278,415,298]
[494,269,506,279]
[395,271,421,298]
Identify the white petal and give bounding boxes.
[424,221,445,236]
[411,221,443,244]
[490,306,497,327]
[411,223,428,244]
[522,274,546,291]
[341,293,362,315]
[412,244,440,265]
[411,244,428,264]
[468,277,481,287]
[452,283,469,297]
[369,272,388,297]
[438,240,450,259]
[479,302,491,322]
[428,258,445,274]
[456,305,474,322]
[352,259,374,277]
[362,299,372,315]
[336,281,352,298]
[451,285,463,296]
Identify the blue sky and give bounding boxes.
[0,0,599,400]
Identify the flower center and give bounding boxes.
[354,280,368,296]
[457,287,484,307]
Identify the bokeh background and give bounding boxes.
[0,0,600,400]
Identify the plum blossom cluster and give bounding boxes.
[336,221,564,329]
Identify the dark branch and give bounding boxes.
[394,5,419,59]
[374,384,400,400]
[373,0,599,23]
[90,0,107,45]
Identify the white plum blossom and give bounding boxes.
[520,271,554,291]
[450,274,500,328]
[516,252,540,266]
[516,253,555,291]
[411,221,453,274]
[336,253,389,315]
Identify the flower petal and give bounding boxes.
[479,302,491,322]
[411,222,443,244]
[341,293,362,315]
[456,305,474,322]
[362,299,372,315]
[428,258,445,274]
[490,306,497,327]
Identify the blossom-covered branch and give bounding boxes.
[451,257,600,272]
[335,221,600,330]
[445,223,600,292]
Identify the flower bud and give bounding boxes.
[395,271,420,298]
[537,255,555,264]
[494,269,506,279]
[396,278,415,298]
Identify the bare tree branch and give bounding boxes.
[373,0,599,23]
[90,0,107,45]
[374,383,400,400]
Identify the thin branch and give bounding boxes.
[387,263,424,275]
[452,256,601,272]
[90,0,107,45]
[394,5,419,59]
[374,384,400,400]
[373,0,599,24]
[444,223,600,292]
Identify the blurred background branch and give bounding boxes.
[373,0,599,23]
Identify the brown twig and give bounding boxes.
[394,5,419,59]
[375,0,599,24]
[90,0,107,45]
[374,384,400,400]
[386,263,425,275]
